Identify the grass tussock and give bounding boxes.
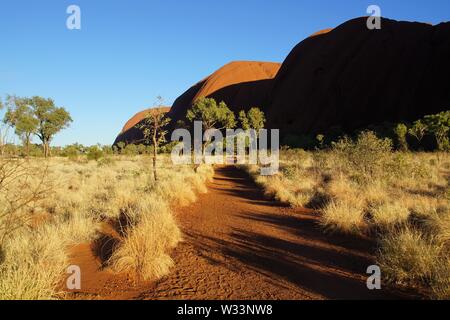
[0,155,212,299]
[243,131,450,298]
[109,200,181,281]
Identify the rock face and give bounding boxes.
[266,17,450,136]
[114,107,171,145]
[114,61,280,145]
[167,61,281,126]
[115,17,450,145]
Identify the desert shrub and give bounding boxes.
[115,142,126,155]
[0,159,52,245]
[394,123,409,151]
[123,144,138,156]
[331,131,393,182]
[409,120,427,146]
[244,141,449,298]
[423,111,450,152]
[135,144,147,155]
[86,146,104,161]
[62,143,84,158]
[159,141,180,154]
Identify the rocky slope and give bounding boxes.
[266,17,450,136]
[114,107,170,145]
[115,17,450,144]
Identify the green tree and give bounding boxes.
[138,96,171,181]
[408,120,427,145]
[32,97,72,157]
[7,96,72,157]
[238,107,266,132]
[4,96,39,156]
[394,123,409,151]
[187,97,236,151]
[423,111,450,151]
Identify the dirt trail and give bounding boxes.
[67,166,402,300]
[143,166,402,300]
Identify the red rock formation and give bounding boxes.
[266,17,450,136]
[115,17,450,145]
[115,107,170,145]
[167,61,281,125]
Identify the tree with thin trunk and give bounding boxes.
[25,96,72,158]
[408,120,427,144]
[3,96,39,156]
[138,96,171,181]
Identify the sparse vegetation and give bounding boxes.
[0,155,213,299]
[137,96,171,181]
[243,119,449,298]
[238,107,266,132]
[187,97,236,152]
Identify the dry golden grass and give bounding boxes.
[0,155,213,300]
[243,133,450,298]
[109,200,181,281]
[321,199,366,234]
[378,226,450,299]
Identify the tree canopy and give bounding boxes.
[3,96,39,155]
[187,97,236,131]
[239,107,266,132]
[3,96,72,157]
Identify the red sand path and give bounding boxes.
[66,166,405,300]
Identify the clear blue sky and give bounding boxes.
[1,0,449,146]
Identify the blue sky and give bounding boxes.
[1,0,449,146]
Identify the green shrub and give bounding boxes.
[331,131,393,182]
[394,123,409,151]
[86,146,103,161]
[423,111,450,152]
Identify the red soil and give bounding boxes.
[64,166,407,300]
